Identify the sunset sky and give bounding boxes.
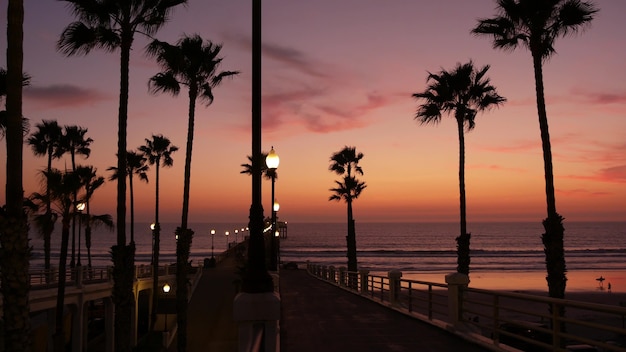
[1,0,625,225]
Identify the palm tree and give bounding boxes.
[107,150,150,243]
[472,0,597,300]
[76,165,112,270]
[27,119,64,275]
[412,61,505,275]
[138,135,177,332]
[32,169,82,351]
[146,34,238,349]
[0,0,31,349]
[328,146,367,287]
[59,125,93,268]
[240,152,271,178]
[107,150,149,244]
[58,1,186,347]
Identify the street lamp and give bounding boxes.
[266,147,279,270]
[235,229,239,244]
[162,283,171,332]
[210,229,215,259]
[225,231,230,250]
[76,202,85,267]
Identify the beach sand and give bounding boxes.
[403,270,626,296]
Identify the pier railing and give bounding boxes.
[307,263,626,351]
[28,262,197,290]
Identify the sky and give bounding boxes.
[1,0,625,226]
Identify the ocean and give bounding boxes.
[30,221,625,275]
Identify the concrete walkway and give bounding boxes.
[280,268,490,352]
[168,256,240,352]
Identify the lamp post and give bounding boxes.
[266,146,279,270]
[162,283,171,332]
[225,231,230,250]
[235,229,239,244]
[76,202,85,267]
[273,200,280,269]
[210,229,215,259]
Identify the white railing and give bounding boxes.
[307,263,626,351]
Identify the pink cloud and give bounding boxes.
[556,188,613,196]
[570,88,626,105]
[24,84,110,108]
[469,164,529,173]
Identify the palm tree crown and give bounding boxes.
[146,34,239,104]
[329,146,364,178]
[472,0,597,61]
[413,61,505,129]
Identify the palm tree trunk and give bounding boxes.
[456,117,471,275]
[71,151,77,268]
[346,199,358,289]
[150,164,160,331]
[532,51,567,301]
[45,148,53,274]
[54,219,71,352]
[176,227,193,352]
[1,1,31,349]
[129,174,135,244]
[112,34,133,352]
[176,88,198,352]
[86,226,92,269]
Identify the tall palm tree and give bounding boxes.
[146,34,238,349]
[58,1,186,347]
[472,0,597,300]
[32,169,82,351]
[27,119,64,275]
[76,165,111,270]
[0,0,31,349]
[412,61,505,275]
[328,146,367,284]
[59,125,93,268]
[138,135,177,332]
[107,150,149,244]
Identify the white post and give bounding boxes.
[445,272,470,328]
[388,270,402,305]
[339,267,347,287]
[359,269,370,293]
[233,292,281,352]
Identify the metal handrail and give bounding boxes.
[307,263,626,351]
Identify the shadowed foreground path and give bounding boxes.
[280,268,490,352]
[168,255,239,352]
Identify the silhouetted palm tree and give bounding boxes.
[146,34,238,349]
[329,146,367,282]
[412,61,505,275]
[58,1,186,346]
[240,152,273,179]
[139,135,177,332]
[472,0,597,300]
[28,119,64,274]
[33,168,82,351]
[0,0,31,348]
[108,150,149,244]
[76,165,111,270]
[59,125,92,268]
